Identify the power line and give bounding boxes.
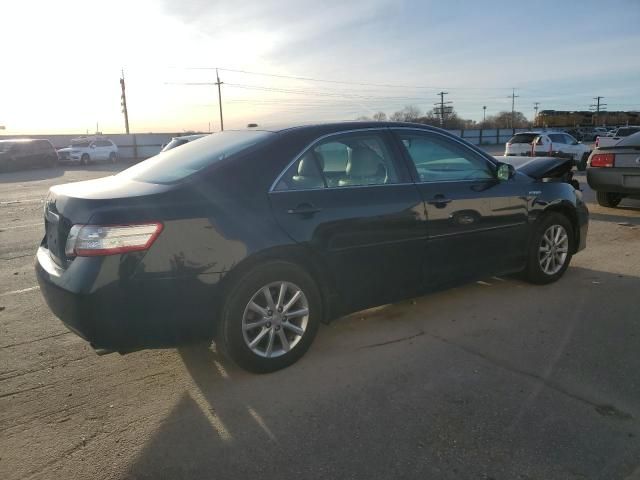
[174,66,514,91]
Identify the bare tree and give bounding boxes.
[484,111,530,129]
[372,111,387,121]
[390,105,422,122]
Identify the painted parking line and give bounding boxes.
[0,286,40,297]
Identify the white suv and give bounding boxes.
[505,131,591,169]
[57,137,119,165]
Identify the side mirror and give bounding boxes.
[496,162,515,181]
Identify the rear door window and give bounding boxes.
[548,134,566,144]
[508,133,538,144]
[274,131,401,191]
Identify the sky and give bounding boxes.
[1,0,639,134]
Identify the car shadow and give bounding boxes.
[124,266,640,479]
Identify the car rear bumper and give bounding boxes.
[35,246,222,352]
[586,167,640,195]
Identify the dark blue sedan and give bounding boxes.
[36,122,588,372]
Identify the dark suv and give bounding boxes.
[0,139,58,172]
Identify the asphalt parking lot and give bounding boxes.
[1,160,639,480]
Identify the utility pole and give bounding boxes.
[590,96,606,126]
[120,69,130,134]
[482,106,487,125]
[434,91,452,128]
[533,102,540,126]
[508,88,519,131]
[215,69,224,131]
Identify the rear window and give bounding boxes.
[509,133,538,144]
[615,131,640,147]
[161,138,188,152]
[119,130,274,184]
[617,127,640,137]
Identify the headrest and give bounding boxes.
[347,147,382,177]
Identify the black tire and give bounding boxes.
[109,152,117,164]
[577,152,589,171]
[216,260,322,373]
[596,191,623,208]
[523,212,574,285]
[80,154,90,166]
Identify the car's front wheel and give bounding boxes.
[80,154,90,165]
[216,261,321,373]
[596,191,623,208]
[523,213,574,284]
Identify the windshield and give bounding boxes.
[71,141,91,148]
[119,130,274,183]
[509,133,538,144]
[0,142,15,152]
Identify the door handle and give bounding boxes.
[427,195,452,208]
[287,203,322,216]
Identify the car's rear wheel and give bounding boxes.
[523,213,574,285]
[80,154,90,166]
[216,261,321,373]
[596,191,623,208]
[109,152,117,163]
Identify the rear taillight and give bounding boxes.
[65,222,163,257]
[590,153,615,168]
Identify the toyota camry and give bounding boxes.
[36,122,588,372]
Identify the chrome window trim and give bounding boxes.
[269,182,416,194]
[391,126,499,185]
[268,127,395,193]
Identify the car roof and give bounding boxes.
[231,121,466,136]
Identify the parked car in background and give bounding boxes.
[595,126,640,149]
[57,137,118,165]
[160,134,208,152]
[36,122,588,373]
[0,139,58,172]
[505,132,590,169]
[587,131,640,207]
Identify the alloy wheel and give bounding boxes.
[242,281,310,358]
[538,224,569,275]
